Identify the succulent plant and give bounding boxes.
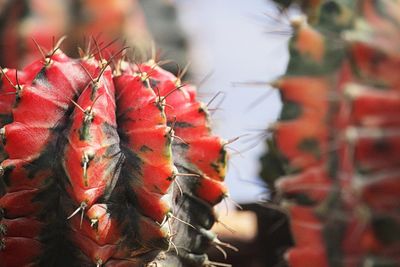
[262,1,400,266]
[0,40,229,267]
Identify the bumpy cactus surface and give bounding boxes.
[262,1,400,266]
[0,40,229,267]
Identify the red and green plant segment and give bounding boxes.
[0,40,229,267]
[262,0,400,266]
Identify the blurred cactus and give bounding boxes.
[262,1,400,266]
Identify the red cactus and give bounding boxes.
[0,39,229,267]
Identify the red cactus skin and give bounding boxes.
[0,49,91,266]
[63,60,121,208]
[3,51,88,160]
[112,60,229,265]
[137,62,228,185]
[114,65,174,226]
[61,58,126,265]
[138,62,230,266]
[272,77,331,170]
[0,237,43,267]
[268,1,400,266]
[68,204,121,265]
[0,69,28,162]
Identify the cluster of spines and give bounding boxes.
[266,1,400,266]
[0,40,230,267]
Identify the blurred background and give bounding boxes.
[0,0,294,265]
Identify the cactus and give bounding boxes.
[263,1,400,266]
[0,0,151,68]
[0,40,229,267]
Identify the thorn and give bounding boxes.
[67,202,87,228]
[217,219,236,234]
[53,36,67,52]
[197,70,214,90]
[224,135,247,146]
[161,102,175,111]
[176,62,191,85]
[174,172,201,179]
[79,63,95,83]
[46,36,67,65]
[225,146,244,158]
[88,94,102,114]
[169,239,179,256]
[70,98,85,113]
[172,134,187,145]
[225,195,243,210]
[0,127,5,144]
[116,56,126,75]
[165,218,179,256]
[14,71,21,91]
[132,60,143,75]
[174,177,183,197]
[153,84,162,104]
[213,237,239,252]
[161,84,185,102]
[78,47,86,58]
[245,88,275,111]
[155,59,174,67]
[100,37,120,57]
[204,260,232,267]
[207,91,225,107]
[82,152,94,183]
[167,212,197,230]
[31,38,46,62]
[90,218,98,228]
[92,37,104,63]
[95,46,129,83]
[215,245,228,259]
[0,68,17,90]
[167,118,187,144]
[86,36,92,57]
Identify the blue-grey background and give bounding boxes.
[175,0,291,203]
